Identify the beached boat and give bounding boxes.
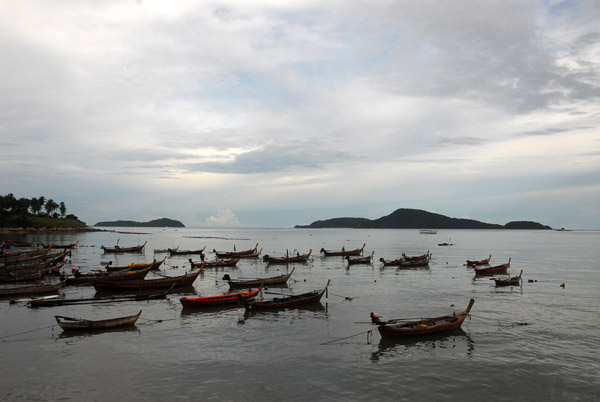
[61,266,152,286]
[93,265,204,291]
[189,258,239,269]
[168,246,205,256]
[466,255,492,266]
[213,243,259,258]
[346,251,374,265]
[1,247,52,265]
[494,270,523,287]
[320,243,365,257]
[0,270,42,283]
[223,267,295,288]
[241,280,330,311]
[474,259,511,277]
[55,310,142,331]
[263,249,312,264]
[101,241,147,254]
[376,299,474,337]
[0,282,62,297]
[180,288,262,308]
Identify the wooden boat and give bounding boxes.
[168,246,205,256]
[154,246,177,253]
[0,270,42,283]
[61,266,152,286]
[1,247,52,265]
[398,257,430,268]
[241,280,330,311]
[263,249,312,264]
[0,282,62,297]
[346,251,374,265]
[474,259,511,277]
[494,270,523,287]
[466,255,491,266]
[101,241,147,254]
[189,258,239,269]
[180,288,262,308]
[213,243,259,258]
[224,267,295,288]
[93,265,204,291]
[104,258,165,272]
[379,258,404,267]
[55,310,142,331]
[30,289,170,307]
[377,299,474,337]
[40,241,78,249]
[320,243,365,257]
[402,251,430,261]
[235,248,262,259]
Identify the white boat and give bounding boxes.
[419,229,438,234]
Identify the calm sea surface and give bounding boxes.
[1,228,599,401]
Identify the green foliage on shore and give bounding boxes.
[0,193,86,228]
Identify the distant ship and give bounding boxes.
[419,229,438,234]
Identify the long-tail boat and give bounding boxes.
[240,280,330,311]
[263,249,312,264]
[40,241,78,249]
[346,251,374,265]
[189,258,239,269]
[168,246,205,256]
[402,251,431,261]
[0,282,62,297]
[93,265,204,291]
[101,241,147,254]
[61,266,152,286]
[1,247,52,266]
[398,256,430,268]
[234,248,262,259]
[213,243,259,258]
[376,299,474,337]
[180,288,262,308]
[466,255,492,266]
[55,310,142,331]
[223,266,295,288]
[104,258,166,272]
[320,243,365,257]
[494,270,523,287]
[379,257,404,267]
[474,259,511,277]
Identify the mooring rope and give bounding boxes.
[320,329,372,345]
[0,325,55,340]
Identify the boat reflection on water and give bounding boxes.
[369,328,475,362]
[55,325,141,340]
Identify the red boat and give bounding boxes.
[377,299,474,337]
[180,288,261,308]
[241,280,330,311]
[474,259,511,277]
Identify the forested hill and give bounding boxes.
[295,208,552,229]
[95,218,185,228]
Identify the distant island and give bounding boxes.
[295,208,552,230]
[95,218,185,228]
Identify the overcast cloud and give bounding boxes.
[1,0,599,229]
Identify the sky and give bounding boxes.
[1,0,599,229]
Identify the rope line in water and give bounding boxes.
[470,314,528,327]
[320,330,372,345]
[0,325,55,340]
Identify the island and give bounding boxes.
[295,208,552,230]
[95,218,185,228]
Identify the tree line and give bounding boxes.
[0,193,77,220]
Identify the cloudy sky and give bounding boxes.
[1,0,599,229]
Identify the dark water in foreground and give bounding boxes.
[1,228,599,401]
